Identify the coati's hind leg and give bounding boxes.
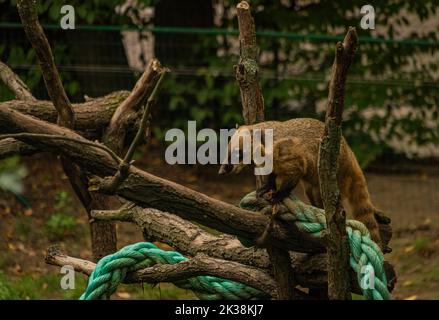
[304,184,324,209]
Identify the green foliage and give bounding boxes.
[150,1,439,166]
[0,156,27,194]
[414,237,432,252]
[44,213,78,240]
[44,191,78,240]
[1,0,438,166]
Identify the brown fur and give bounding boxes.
[228,118,382,244]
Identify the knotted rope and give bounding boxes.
[80,242,268,300]
[239,191,391,300]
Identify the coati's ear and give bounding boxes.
[273,138,300,157]
[235,123,239,129]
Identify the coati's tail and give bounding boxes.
[346,152,382,246]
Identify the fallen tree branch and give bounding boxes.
[318,27,358,299]
[0,60,36,101]
[45,246,278,298]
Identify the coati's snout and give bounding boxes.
[218,163,233,175]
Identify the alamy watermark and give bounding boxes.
[60,265,75,290]
[360,5,375,30]
[165,121,273,175]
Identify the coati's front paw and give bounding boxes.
[256,187,275,200]
[270,191,287,204]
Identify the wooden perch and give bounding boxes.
[0,105,393,254]
[45,246,277,298]
[318,27,358,300]
[0,105,325,253]
[0,60,36,101]
[91,205,396,295]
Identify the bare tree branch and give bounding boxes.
[0,60,36,101]
[318,27,358,300]
[17,0,74,127]
[0,138,37,159]
[103,59,166,154]
[100,69,168,193]
[235,1,264,125]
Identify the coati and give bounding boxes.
[218,118,383,245]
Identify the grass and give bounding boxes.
[0,270,197,300]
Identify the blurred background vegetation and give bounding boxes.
[1,0,438,167]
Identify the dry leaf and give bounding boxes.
[116,292,131,299]
[402,280,413,287]
[404,245,415,253]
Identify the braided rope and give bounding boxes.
[239,191,391,300]
[80,242,268,300]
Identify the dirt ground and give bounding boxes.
[0,147,438,300]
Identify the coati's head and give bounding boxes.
[218,125,272,176]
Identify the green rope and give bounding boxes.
[239,191,391,300]
[79,242,268,300]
